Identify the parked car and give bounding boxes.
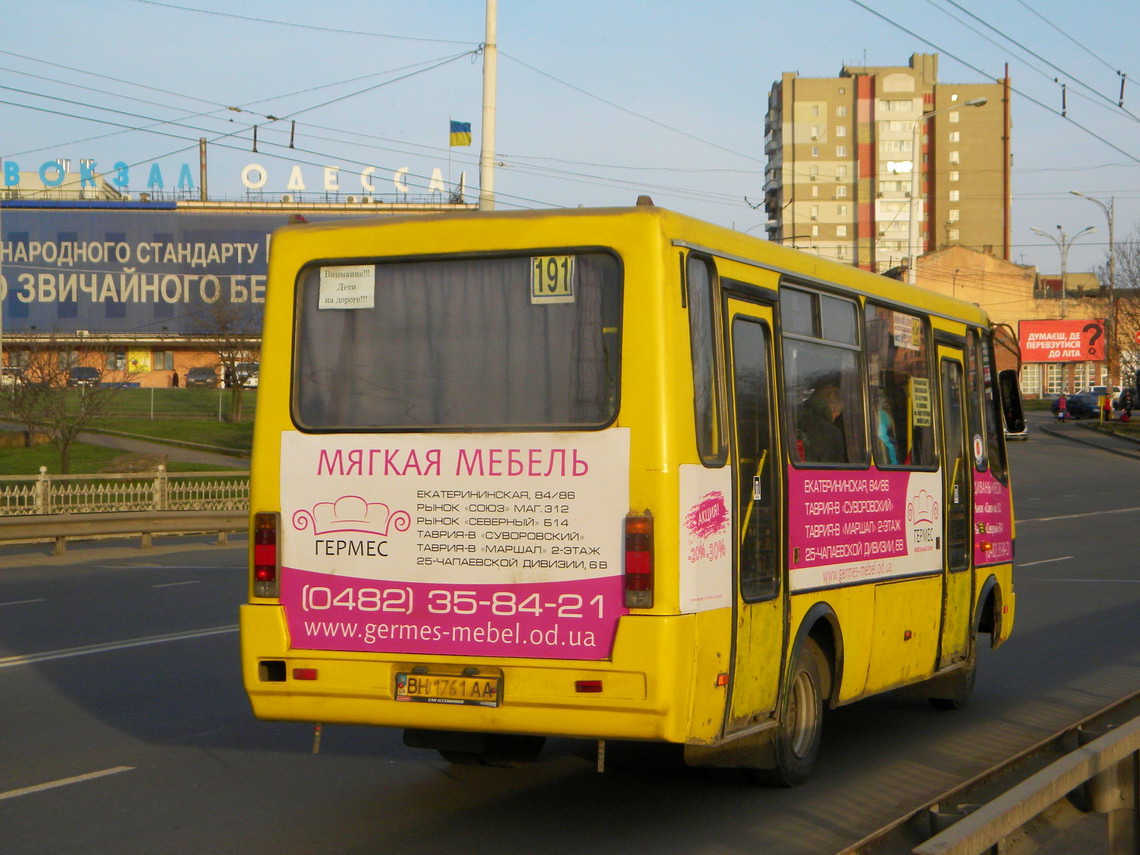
[1004,423,1029,441]
[1051,393,1100,419]
[235,361,259,388]
[0,366,24,386]
[66,366,101,387]
[185,366,220,388]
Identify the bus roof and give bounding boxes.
[272,204,994,329]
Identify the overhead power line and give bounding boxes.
[1013,0,1130,80]
[498,50,764,165]
[128,0,476,46]
[844,0,1140,166]
[933,0,1140,123]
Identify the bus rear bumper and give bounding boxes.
[240,603,697,744]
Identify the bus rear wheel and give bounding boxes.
[768,639,825,787]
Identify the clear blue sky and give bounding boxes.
[3,0,1138,275]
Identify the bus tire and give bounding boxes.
[767,638,825,787]
[928,651,976,710]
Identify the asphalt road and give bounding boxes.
[1,414,1138,854]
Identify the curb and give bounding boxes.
[1036,422,1140,460]
[80,426,249,459]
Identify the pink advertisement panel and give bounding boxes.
[787,468,942,591]
[972,469,1013,565]
[1018,319,1105,363]
[278,430,631,661]
[281,567,623,659]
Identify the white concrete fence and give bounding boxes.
[0,465,248,515]
[0,466,249,552]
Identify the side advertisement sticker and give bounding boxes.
[678,464,732,613]
[787,468,942,591]
[279,430,631,661]
[973,469,1013,565]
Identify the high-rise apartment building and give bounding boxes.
[763,54,1010,274]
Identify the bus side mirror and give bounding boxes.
[998,369,1025,433]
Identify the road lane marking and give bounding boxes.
[1017,505,1140,524]
[108,565,237,570]
[0,766,135,802]
[1018,557,1074,567]
[151,580,201,589]
[0,598,46,607]
[1018,578,1140,584]
[0,625,238,670]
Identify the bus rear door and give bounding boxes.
[725,296,783,732]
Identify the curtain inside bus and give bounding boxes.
[293,254,622,430]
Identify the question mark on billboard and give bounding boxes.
[1083,322,1103,356]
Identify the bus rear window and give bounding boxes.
[293,253,622,430]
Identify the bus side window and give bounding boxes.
[864,303,936,468]
[965,329,987,471]
[979,330,1010,481]
[783,287,865,466]
[687,255,726,466]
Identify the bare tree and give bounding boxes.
[1,338,138,473]
[1096,224,1140,384]
[190,291,261,422]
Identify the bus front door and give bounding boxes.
[937,350,974,669]
[725,299,783,733]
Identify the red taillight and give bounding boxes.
[575,680,603,693]
[253,512,279,598]
[624,510,654,609]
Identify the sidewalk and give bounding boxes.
[0,419,247,470]
[73,428,248,469]
[1035,413,1140,462]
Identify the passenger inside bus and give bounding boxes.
[798,384,846,462]
[873,388,900,464]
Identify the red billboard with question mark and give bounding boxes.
[1018,319,1105,362]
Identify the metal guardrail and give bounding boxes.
[0,509,248,553]
[914,715,1140,854]
[0,466,248,515]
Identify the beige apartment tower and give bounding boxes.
[764,53,1010,274]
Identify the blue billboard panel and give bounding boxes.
[0,206,315,335]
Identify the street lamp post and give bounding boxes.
[907,97,987,285]
[1070,191,1114,291]
[1030,225,1096,320]
[1071,190,1116,385]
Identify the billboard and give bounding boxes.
[1018,318,1105,363]
[0,205,354,335]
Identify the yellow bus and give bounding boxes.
[240,203,1024,784]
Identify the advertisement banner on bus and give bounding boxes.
[278,430,631,661]
[972,469,1013,565]
[787,468,942,591]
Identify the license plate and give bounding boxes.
[395,673,501,707]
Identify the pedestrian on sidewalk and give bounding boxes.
[1057,393,1067,421]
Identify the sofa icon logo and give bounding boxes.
[292,495,412,537]
[907,489,940,554]
[907,490,939,525]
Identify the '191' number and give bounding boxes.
[531,255,575,302]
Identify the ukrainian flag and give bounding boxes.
[449,120,472,146]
